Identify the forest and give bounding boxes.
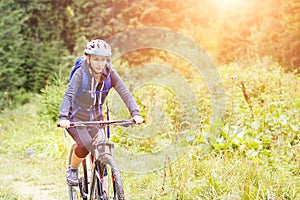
[0,0,299,199]
[1,0,299,109]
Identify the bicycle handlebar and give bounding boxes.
[57,119,136,128]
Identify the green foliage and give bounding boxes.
[1,0,300,110]
[0,102,71,163]
[37,71,67,122]
[0,0,71,110]
[0,185,17,200]
[110,84,184,153]
[1,0,300,198]
[112,62,299,199]
[1,63,300,198]
[216,63,300,158]
[0,0,26,109]
[52,0,300,69]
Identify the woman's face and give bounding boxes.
[88,54,108,74]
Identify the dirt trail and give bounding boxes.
[2,175,58,200]
[0,153,68,200]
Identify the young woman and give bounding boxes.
[58,39,144,185]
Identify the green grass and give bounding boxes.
[0,103,71,199]
[0,153,69,199]
[0,62,299,199]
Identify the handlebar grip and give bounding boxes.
[132,119,145,124]
[57,121,73,128]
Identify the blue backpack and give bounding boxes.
[69,56,112,96]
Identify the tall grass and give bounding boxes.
[0,62,299,199]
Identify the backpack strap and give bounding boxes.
[69,101,98,120]
[103,74,112,94]
[75,66,89,97]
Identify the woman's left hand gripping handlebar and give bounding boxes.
[132,115,145,124]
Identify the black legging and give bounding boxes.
[67,126,108,176]
[67,126,99,158]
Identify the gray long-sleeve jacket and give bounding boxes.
[59,58,140,121]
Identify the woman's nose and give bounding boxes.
[98,61,106,67]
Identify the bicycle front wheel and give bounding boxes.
[90,153,125,200]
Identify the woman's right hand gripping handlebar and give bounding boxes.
[58,120,71,128]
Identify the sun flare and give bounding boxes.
[212,0,244,8]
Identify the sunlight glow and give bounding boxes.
[212,0,244,8]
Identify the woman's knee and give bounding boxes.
[74,145,89,158]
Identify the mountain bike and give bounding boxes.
[61,119,135,200]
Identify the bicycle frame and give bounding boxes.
[65,119,134,200]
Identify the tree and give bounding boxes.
[0,0,71,109]
[0,0,27,108]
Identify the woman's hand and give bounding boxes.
[132,115,145,124]
[58,119,71,128]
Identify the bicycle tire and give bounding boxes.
[99,154,125,200]
[90,164,102,200]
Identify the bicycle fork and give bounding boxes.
[92,143,116,199]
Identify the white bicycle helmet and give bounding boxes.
[84,39,112,56]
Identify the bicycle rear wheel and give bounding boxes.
[68,185,82,200]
